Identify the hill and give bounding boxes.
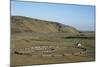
[11,16,95,66]
[11,16,79,34]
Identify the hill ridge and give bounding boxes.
[11,16,79,34]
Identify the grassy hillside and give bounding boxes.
[11,16,79,34]
[11,16,95,66]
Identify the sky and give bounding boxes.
[11,1,95,31]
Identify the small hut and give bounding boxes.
[75,42,82,48]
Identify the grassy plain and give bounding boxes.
[11,32,95,66]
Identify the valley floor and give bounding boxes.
[11,32,95,66]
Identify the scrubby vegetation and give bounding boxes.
[11,16,95,66]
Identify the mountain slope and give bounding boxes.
[11,16,79,34]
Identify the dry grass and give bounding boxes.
[11,32,95,66]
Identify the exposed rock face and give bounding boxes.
[11,16,79,34]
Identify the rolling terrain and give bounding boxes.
[11,16,95,66]
[11,16,79,34]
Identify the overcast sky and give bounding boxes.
[11,1,95,31]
